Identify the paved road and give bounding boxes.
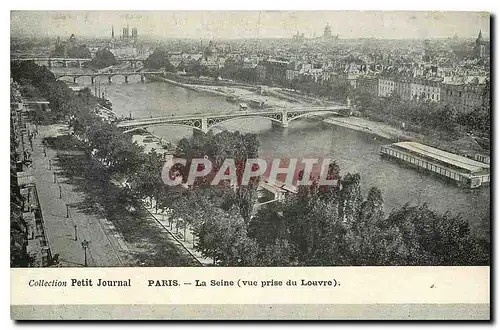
[31,124,124,267]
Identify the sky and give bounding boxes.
[10,11,490,40]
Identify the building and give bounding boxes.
[440,81,488,113]
[263,59,289,83]
[378,77,395,97]
[109,47,137,58]
[286,69,300,81]
[290,24,339,45]
[285,62,301,81]
[201,41,219,68]
[322,23,339,45]
[122,26,129,40]
[113,25,138,46]
[394,78,412,101]
[356,76,378,96]
[474,30,486,59]
[292,31,305,43]
[410,78,441,102]
[53,34,87,58]
[256,64,267,82]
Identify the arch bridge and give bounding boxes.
[11,57,147,68]
[54,71,163,84]
[115,106,349,134]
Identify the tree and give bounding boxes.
[338,173,363,227]
[87,48,117,69]
[344,187,388,265]
[145,48,176,71]
[195,206,258,266]
[380,204,489,265]
[248,205,287,247]
[175,130,260,221]
[67,45,91,58]
[131,150,164,205]
[258,239,294,266]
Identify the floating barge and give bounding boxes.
[380,141,490,188]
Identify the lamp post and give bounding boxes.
[74,225,78,241]
[81,240,90,267]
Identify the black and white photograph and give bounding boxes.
[10,10,491,270]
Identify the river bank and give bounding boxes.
[323,117,406,141]
[148,74,230,97]
[80,74,489,237]
[148,74,295,109]
[131,130,175,154]
[323,116,488,160]
[144,72,487,159]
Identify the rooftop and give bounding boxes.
[391,141,489,174]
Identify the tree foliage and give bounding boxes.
[144,48,176,72]
[67,45,92,58]
[87,48,118,69]
[12,60,489,267]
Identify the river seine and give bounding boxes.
[57,72,490,237]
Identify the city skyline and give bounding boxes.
[11,11,490,40]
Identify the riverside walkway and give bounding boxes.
[30,122,200,267]
[31,124,127,267]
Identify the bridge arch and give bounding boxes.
[55,72,147,79]
[121,122,204,135]
[117,108,345,135]
[206,114,283,131]
[55,74,92,80]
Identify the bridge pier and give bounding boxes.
[193,128,204,138]
[73,77,78,84]
[270,111,289,130]
[62,61,67,67]
[47,59,52,68]
[124,75,129,83]
[108,76,113,84]
[90,76,95,85]
[140,74,145,83]
[271,121,289,136]
[192,117,208,136]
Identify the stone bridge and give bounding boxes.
[11,57,148,68]
[115,106,349,134]
[54,71,163,84]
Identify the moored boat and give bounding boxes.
[380,141,490,188]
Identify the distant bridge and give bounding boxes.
[115,106,349,134]
[11,57,148,68]
[54,71,163,84]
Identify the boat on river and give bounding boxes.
[380,141,490,188]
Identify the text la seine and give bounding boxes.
[148,279,338,287]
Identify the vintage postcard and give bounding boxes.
[10,10,490,320]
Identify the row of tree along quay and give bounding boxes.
[11,60,489,267]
